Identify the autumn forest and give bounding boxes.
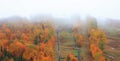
[0,16,120,61]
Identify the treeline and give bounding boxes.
[0,16,107,61]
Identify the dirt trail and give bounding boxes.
[56,29,81,61]
[104,39,120,61]
[81,38,93,61]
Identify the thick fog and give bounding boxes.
[0,0,120,19]
[0,0,120,32]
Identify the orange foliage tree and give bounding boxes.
[72,24,83,47]
[89,29,106,61]
[64,53,78,61]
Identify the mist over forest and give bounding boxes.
[0,0,120,61]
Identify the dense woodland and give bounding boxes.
[0,20,56,61]
[0,17,119,61]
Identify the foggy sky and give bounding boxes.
[0,0,120,19]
